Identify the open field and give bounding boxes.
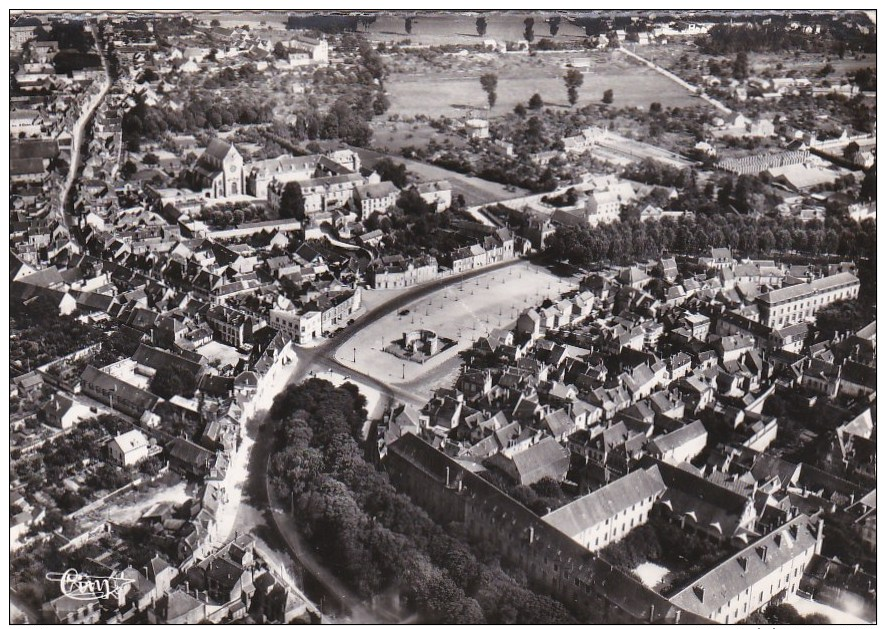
[369,119,470,155]
[367,12,593,47]
[384,50,703,119]
[352,145,528,205]
[334,260,578,400]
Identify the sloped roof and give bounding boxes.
[649,420,707,456]
[81,365,160,413]
[506,437,569,484]
[112,428,149,454]
[669,515,818,619]
[542,467,666,537]
[202,138,236,162]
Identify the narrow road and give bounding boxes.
[617,46,732,114]
[58,21,111,234]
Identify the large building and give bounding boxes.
[245,153,353,199]
[756,272,860,329]
[385,433,707,624]
[269,309,322,344]
[668,515,822,623]
[542,466,666,552]
[354,181,399,219]
[268,172,364,216]
[285,35,329,65]
[367,255,438,289]
[194,139,245,198]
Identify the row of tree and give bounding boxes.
[267,378,592,623]
[545,212,876,270]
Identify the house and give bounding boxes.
[168,437,215,477]
[488,437,570,485]
[154,589,206,624]
[108,429,152,467]
[413,180,452,212]
[464,118,489,139]
[354,181,399,219]
[367,255,438,289]
[648,420,707,464]
[618,266,651,290]
[542,466,666,552]
[80,365,160,419]
[269,309,322,344]
[43,596,102,624]
[448,244,487,273]
[515,309,542,337]
[286,35,329,65]
[39,393,89,429]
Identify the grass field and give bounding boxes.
[367,12,592,47]
[353,145,528,206]
[384,50,702,119]
[334,260,578,400]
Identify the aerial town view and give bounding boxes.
[7,8,877,625]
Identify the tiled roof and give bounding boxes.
[542,467,666,537]
[669,515,817,618]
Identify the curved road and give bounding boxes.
[246,256,526,620]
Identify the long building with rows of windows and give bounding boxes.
[755,271,860,329]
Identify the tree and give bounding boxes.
[210,18,220,27]
[649,101,662,114]
[475,16,487,37]
[852,67,875,91]
[279,181,306,219]
[514,103,527,117]
[842,141,861,161]
[528,93,544,110]
[732,51,749,80]
[273,41,288,59]
[121,160,138,179]
[150,364,196,399]
[405,17,413,35]
[396,188,433,215]
[602,89,614,104]
[563,68,583,106]
[479,72,498,109]
[523,17,535,43]
[372,93,391,116]
[142,152,159,166]
[373,157,409,188]
[548,17,560,37]
[818,62,834,77]
[860,163,876,201]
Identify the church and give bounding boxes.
[193,138,245,198]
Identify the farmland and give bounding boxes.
[382,49,703,119]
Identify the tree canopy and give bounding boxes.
[480,72,498,109]
[564,69,584,106]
